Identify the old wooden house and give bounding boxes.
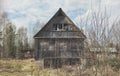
[34,8,86,68]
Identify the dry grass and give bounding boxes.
[0,59,120,76]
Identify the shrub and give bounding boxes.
[108,58,120,71]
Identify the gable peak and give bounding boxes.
[55,8,66,17]
[58,8,62,11]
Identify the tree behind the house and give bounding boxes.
[16,27,30,59]
[3,22,16,58]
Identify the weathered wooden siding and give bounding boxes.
[35,38,84,59]
[34,39,40,60]
[35,31,84,38]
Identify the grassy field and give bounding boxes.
[0,59,119,76]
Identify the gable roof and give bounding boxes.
[34,8,86,39]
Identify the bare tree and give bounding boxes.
[77,5,120,75]
[28,21,44,48]
[16,27,29,59]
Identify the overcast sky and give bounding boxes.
[2,0,120,29]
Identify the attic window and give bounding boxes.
[53,24,57,30]
[64,24,72,31]
[53,23,73,31]
[59,24,62,29]
[64,24,68,30]
[53,23,63,31]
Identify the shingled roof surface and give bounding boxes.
[34,8,86,39]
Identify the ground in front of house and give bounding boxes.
[0,59,119,76]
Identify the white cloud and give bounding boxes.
[2,0,120,30]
